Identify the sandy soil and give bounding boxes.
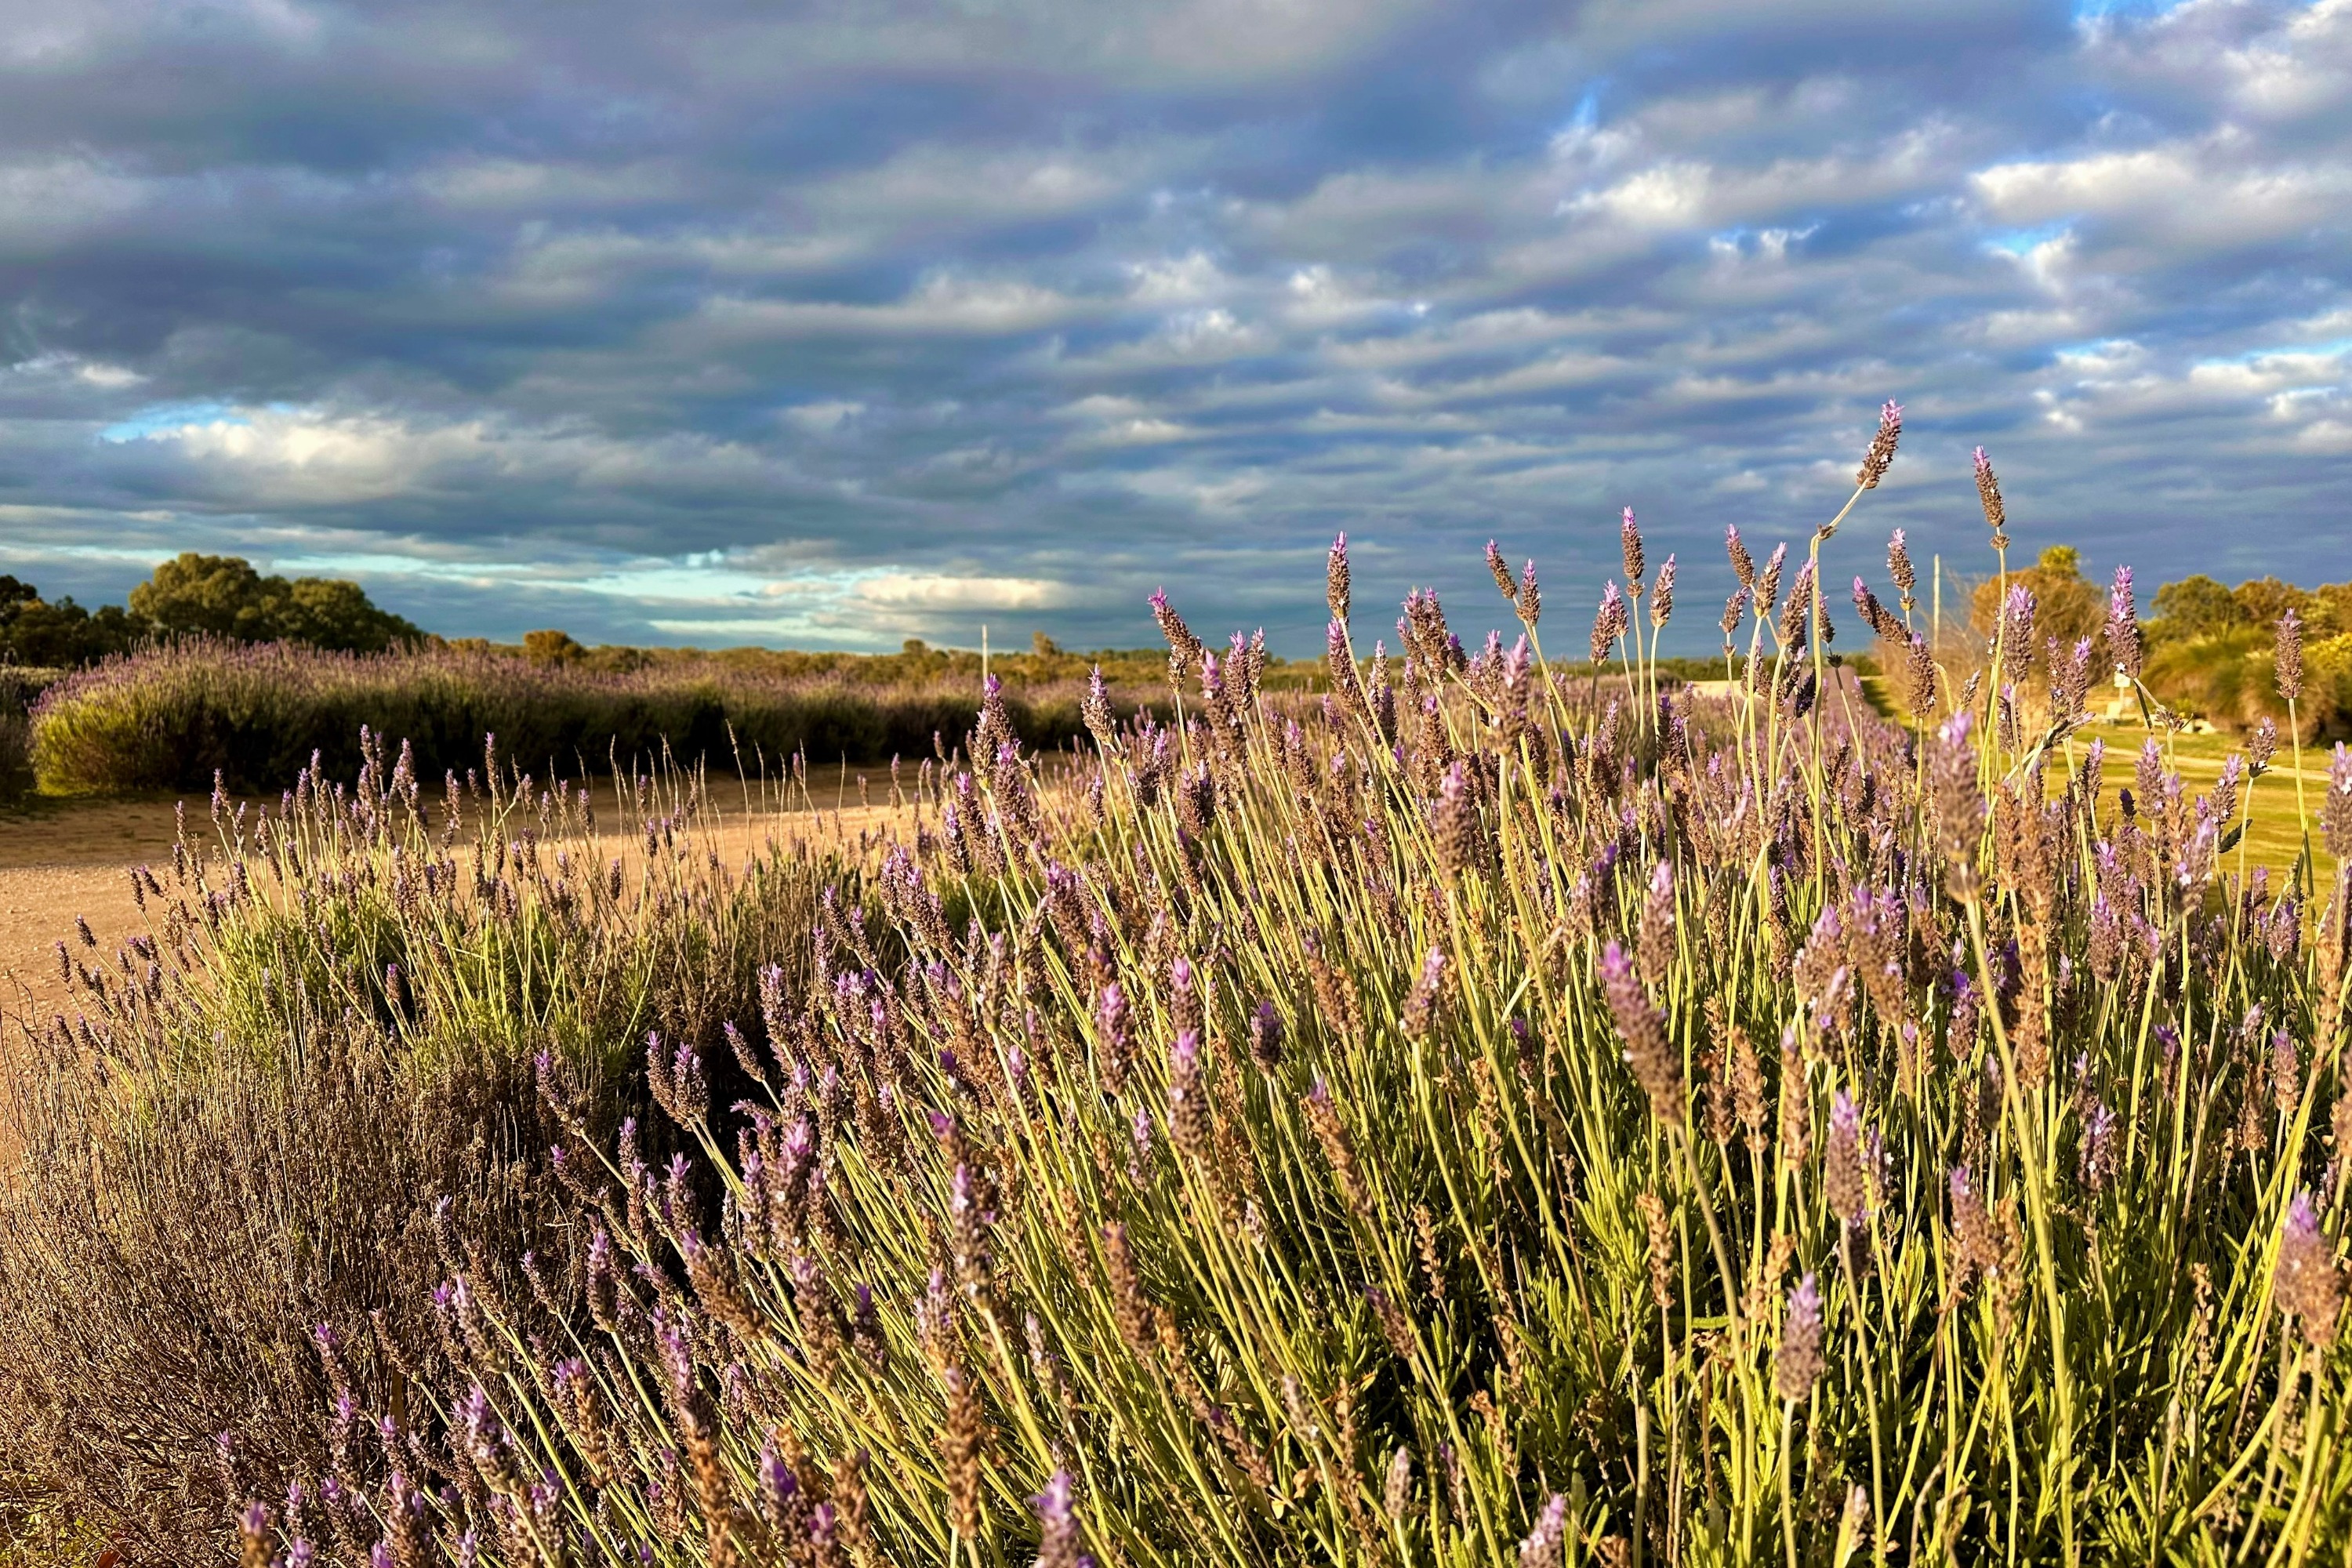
[0,797,194,1018]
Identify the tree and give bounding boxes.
[0,575,151,666]
[128,554,272,640]
[128,553,422,652]
[2151,575,2241,640]
[2232,576,2333,636]
[522,629,586,666]
[1969,544,2103,652]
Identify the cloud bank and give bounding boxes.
[2,0,2347,652]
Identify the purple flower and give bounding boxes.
[1775,1273,1824,1399]
[2277,1191,2343,1346]
[1519,1493,1568,1568]
[1033,1468,1081,1568]
[1599,941,1681,1122]
[1824,1091,1866,1222]
[1247,1000,1283,1070]
[2106,565,2142,680]
[1856,399,1902,489]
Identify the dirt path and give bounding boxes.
[0,797,191,1018]
[0,771,918,1020]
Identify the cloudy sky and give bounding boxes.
[1,0,2347,653]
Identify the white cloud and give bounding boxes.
[850,572,1072,609]
[782,401,865,434]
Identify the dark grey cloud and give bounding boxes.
[0,0,2347,653]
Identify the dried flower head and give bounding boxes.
[2251,716,2278,775]
[1929,712,1986,894]
[1591,581,1629,665]
[2277,609,2306,704]
[1853,577,1903,643]
[1149,586,1206,677]
[1973,445,2008,546]
[1621,507,1646,596]
[1905,634,1938,722]
[1486,540,1517,604]
[1650,554,1677,630]
[1727,524,1756,590]
[1721,585,1752,646]
[1637,1189,1673,1311]
[1434,760,1491,879]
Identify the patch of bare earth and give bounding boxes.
[1,786,913,1024]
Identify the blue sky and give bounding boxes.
[1,0,2347,653]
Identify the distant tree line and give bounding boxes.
[0,553,422,666]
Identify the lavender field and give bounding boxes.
[22,643,1152,797]
[7,419,2352,1566]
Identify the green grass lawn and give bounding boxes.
[2068,718,2341,884]
[1856,673,2339,882]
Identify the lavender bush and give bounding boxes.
[27,641,1150,795]
[16,412,2352,1566]
[0,737,838,1561]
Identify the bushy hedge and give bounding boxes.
[29,641,1137,794]
[0,667,60,799]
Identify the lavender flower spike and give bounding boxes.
[2105,565,2142,681]
[1599,940,1682,1123]
[1776,1273,1825,1399]
[1519,1493,1568,1568]
[1973,445,2008,544]
[1857,398,1902,488]
[1033,1468,1083,1568]
[1486,539,1518,603]
[2275,1190,2343,1347]
[1591,581,1629,665]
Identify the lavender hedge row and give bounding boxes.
[28,641,1131,795]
